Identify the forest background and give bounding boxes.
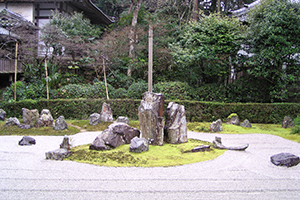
[1,0,300,103]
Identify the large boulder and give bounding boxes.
[89,122,140,150]
[5,117,20,126]
[270,153,300,167]
[53,116,68,131]
[45,148,71,161]
[282,116,294,128]
[240,119,252,128]
[89,113,101,125]
[0,109,6,121]
[22,108,39,128]
[164,102,188,144]
[100,102,113,122]
[210,119,223,132]
[38,109,54,127]
[129,136,149,153]
[18,136,36,146]
[138,92,165,146]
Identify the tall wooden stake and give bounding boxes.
[14,42,18,101]
[45,58,49,100]
[148,25,153,92]
[103,58,109,100]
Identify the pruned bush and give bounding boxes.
[154,81,192,100]
[127,81,148,99]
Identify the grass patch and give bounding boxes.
[0,121,80,136]
[68,120,113,131]
[66,139,225,167]
[187,122,300,143]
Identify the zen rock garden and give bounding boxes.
[1,93,299,167]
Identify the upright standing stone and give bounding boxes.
[22,108,39,128]
[100,102,113,122]
[38,109,54,127]
[282,116,294,128]
[60,136,71,150]
[138,92,165,146]
[164,102,188,144]
[0,109,6,121]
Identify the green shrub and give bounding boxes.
[127,81,148,99]
[110,88,127,99]
[291,115,300,135]
[154,81,192,100]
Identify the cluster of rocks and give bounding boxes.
[88,102,113,125]
[3,108,68,131]
[210,113,253,132]
[89,92,188,153]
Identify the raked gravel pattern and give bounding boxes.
[1,131,300,199]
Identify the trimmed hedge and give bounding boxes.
[0,99,299,124]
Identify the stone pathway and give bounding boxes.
[1,131,300,199]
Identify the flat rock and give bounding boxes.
[19,136,36,146]
[45,148,71,161]
[270,153,300,167]
[191,145,210,152]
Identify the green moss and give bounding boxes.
[66,139,225,167]
[227,113,238,119]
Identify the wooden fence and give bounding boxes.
[0,58,22,73]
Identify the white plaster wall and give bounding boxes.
[0,3,34,22]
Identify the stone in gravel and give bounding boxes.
[60,136,71,150]
[115,116,130,125]
[213,136,249,151]
[53,116,68,131]
[89,113,101,125]
[45,148,71,161]
[240,119,252,128]
[90,122,140,150]
[282,116,294,128]
[130,136,149,153]
[100,102,113,122]
[191,145,210,152]
[270,153,300,167]
[0,109,6,121]
[138,92,165,146]
[164,102,188,144]
[18,136,36,146]
[210,119,223,132]
[5,117,20,126]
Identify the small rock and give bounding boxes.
[210,119,223,132]
[89,113,101,125]
[130,136,149,153]
[282,116,294,128]
[241,119,252,128]
[18,124,31,129]
[115,116,130,125]
[270,153,300,167]
[45,148,71,161]
[53,116,68,131]
[191,145,211,152]
[226,113,239,125]
[5,117,20,126]
[19,136,36,146]
[0,109,6,121]
[60,136,71,150]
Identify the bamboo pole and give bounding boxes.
[148,25,153,92]
[103,58,109,100]
[14,42,18,101]
[45,58,49,100]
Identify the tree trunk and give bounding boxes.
[128,0,142,77]
[193,0,199,21]
[14,42,18,101]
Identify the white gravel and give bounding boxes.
[1,131,300,199]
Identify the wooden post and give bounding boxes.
[45,58,49,100]
[148,25,153,92]
[103,58,109,100]
[14,42,18,101]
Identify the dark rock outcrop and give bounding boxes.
[270,153,300,167]
[18,136,36,146]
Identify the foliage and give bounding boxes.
[244,0,300,102]
[170,13,246,86]
[291,115,300,135]
[154,81,192,100]
[127,80,149,99]
[66,139,224,167]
